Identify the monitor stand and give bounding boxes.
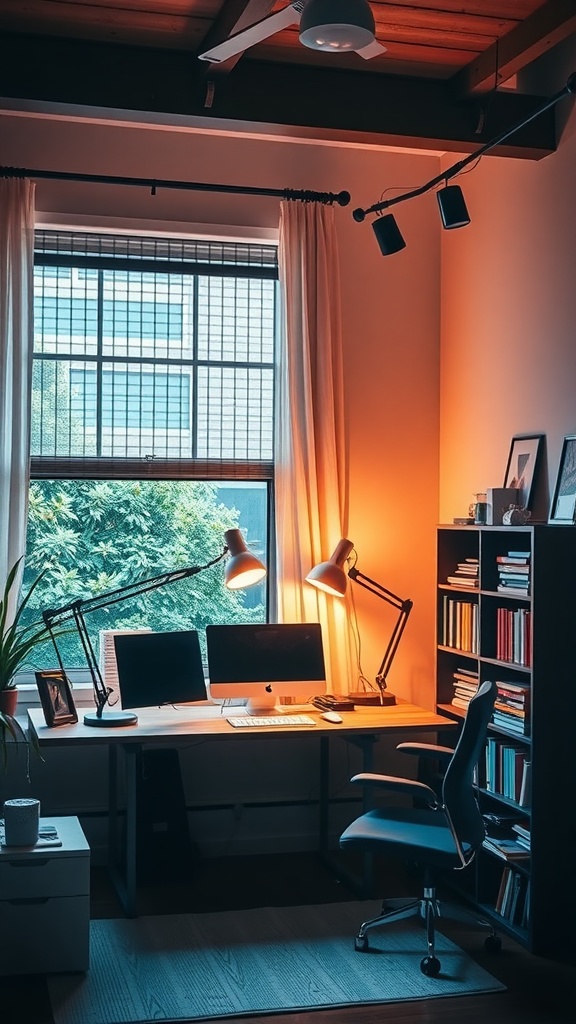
[244,691,280,716]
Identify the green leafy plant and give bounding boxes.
[1,556,48,770]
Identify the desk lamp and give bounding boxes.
[42,528,266,728]
[306,538,412,706]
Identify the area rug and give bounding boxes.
[48,901,505,1024]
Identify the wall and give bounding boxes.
[439,40,576,525]
[0,108,441,855]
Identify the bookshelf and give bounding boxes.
[436,524,576,960]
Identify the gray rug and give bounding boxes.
[49,901,505,1024]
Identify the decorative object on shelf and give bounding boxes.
[502,505,531,526]
[0,557,51,769]
[35,671,78,727]
[486,488,519,525]
[42,529,266,729]
[305,538,413,706]
[473,493,488,524]
[503,434,543,513]
[2,797,40,846]
[549,434,576,524]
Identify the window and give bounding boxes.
[22,232,279,673]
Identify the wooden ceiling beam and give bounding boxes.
[0,32,560,158]
[453,0,576,95]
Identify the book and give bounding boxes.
[497,555,530,565]
[506,551,531,558]
[483,836,530,860]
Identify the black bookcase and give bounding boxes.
[436,524,576,960]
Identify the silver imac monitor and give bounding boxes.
[206,622,326,715]
[114,629,207,709]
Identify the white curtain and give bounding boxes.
[276,200,355,694]
[0,178,36,603]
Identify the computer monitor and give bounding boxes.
[113,629,207,710]
[205,622,326,715]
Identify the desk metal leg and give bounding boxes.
[107,743,141,918]
[319,733,377,897]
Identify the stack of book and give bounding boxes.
[492,679,530,735]
[511,822,531,852]
[446,557,479,588]
[450,667,479,711]
[485,735,531,803]
[496,550,531,595]
[495,606,531,666]
[495,866,530,926]
[483,832,530,862]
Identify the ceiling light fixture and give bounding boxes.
[352,72,576,255]
[436,184,470,229]
[373,214,406,256]
[299,0,376,52]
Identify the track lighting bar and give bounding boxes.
[352,73,576,225]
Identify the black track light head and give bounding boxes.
[437,185,471,229]
[372,214,406,256]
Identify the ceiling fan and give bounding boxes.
[197,0,387,64]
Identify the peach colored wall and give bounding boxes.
[440,43,576,527]
[0,111,442,708]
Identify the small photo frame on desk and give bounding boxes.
[549,435,576,523]
[35,670,78,727]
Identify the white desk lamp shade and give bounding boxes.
[224,528,267,589]
[305,538,354,596]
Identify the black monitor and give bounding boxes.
[113,629,207,710]
[206,622,326,715]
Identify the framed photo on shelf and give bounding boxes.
[549,435,576,523]
[35,670,78,727]
[503,434,543,512]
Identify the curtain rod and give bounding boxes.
[0,165,350,207]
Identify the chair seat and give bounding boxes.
[339,805,473,869]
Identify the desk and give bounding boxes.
[28,702,453,917]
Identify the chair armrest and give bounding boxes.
[396,742,454,762]
[350,772,439,807]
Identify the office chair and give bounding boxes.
[339,678,501,976]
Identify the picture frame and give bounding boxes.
[35,670,78,727]
[503,434,544,512]
[549,435,576,524]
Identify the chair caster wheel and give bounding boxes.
[420,955,441,976]
[355,935,369,952]
[485,934,502,954]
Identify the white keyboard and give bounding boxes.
[227,714,316,728]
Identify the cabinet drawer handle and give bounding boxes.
[6,859,50,868]
[9,897,50,905]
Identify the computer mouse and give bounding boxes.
[320,710,343,724]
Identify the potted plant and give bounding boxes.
[0,556,49,769]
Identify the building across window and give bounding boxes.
[22,232,279,675]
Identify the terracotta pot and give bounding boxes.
[0,688,18,717]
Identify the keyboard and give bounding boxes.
[227,714,316,728]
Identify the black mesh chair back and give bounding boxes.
[442,678,498,859]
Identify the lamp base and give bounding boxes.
[83,710,138,728]
[347,691,396,707]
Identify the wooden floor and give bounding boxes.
[6,849,576,1024]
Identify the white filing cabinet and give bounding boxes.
[0,815,90,975]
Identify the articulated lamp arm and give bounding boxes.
[41,528,266,727]
[347,566,413,694]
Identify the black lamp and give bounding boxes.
[436,184,470,229]
[372,214,406,256]
[42,528,266,728]
[306,538,413,706]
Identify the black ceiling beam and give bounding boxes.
[0,33,557,159]
[453,0,576,96]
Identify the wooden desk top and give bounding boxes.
[28,702,454,747]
